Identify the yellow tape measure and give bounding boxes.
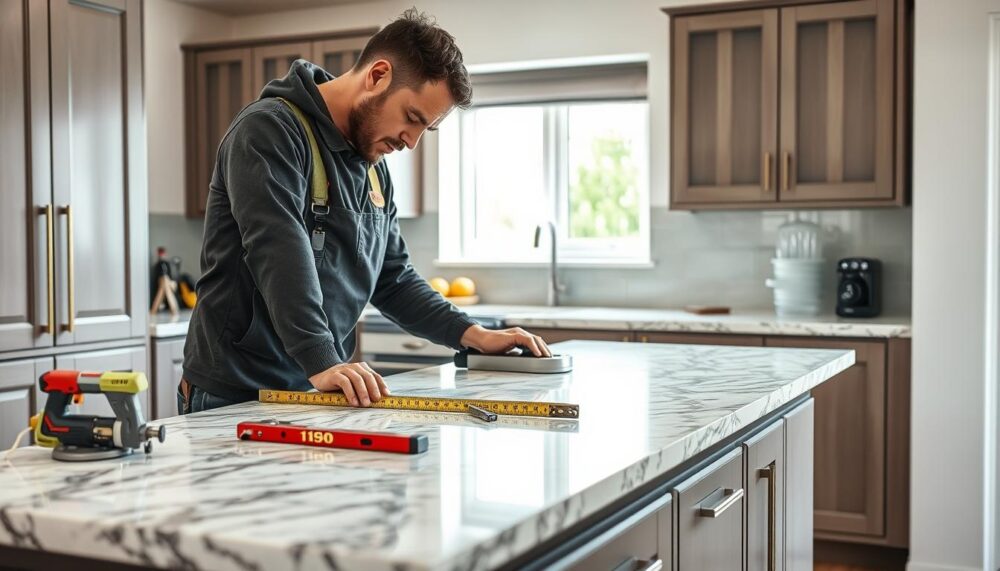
[258,390,580,419]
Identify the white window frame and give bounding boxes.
[437,99,651,266]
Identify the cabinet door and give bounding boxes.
[187,48,253,217]
[675,448,744,570]
[313,37,367,76]
[779,0,894,202]
[528,328,633,344]
[50,0,147,345]
[0,358,52,450]
[672,10,778,206]
[0,0,52,352]
[744,420,784,571]
[784,398,814,571]
[765,337,885,537]
[152,338,185,420]
[637,332,763,346]
[45,346,149,420]
[251,41,313,97]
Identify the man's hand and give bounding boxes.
[308,362,389,407]
[460,325,552,357]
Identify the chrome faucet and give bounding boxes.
[533,221,566,306]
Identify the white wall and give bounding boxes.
[911,0,997,569]
[145,0,233,214]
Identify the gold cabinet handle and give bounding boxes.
[699,487,744,517]
[621,335,630,342]
[639,335,649,343]
[58,204,74,333]
[758,462,777,571]
[763,152,772,192]
[781,152,791,192]
[38,205,55,335]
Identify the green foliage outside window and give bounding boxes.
[569,135,640,238]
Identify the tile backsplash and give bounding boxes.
[150,206,911,315]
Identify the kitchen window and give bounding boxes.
[436,57,650,265]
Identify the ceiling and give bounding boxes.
[170,0,377,16]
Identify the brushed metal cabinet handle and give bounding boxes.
[58,204,74,332]
[402,341,427,350]
[763,152,772,192]
[38,205,55,335]
[781,151,792,192]
[758,462,777,571]
[699,487,744,518]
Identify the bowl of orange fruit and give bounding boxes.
[428,276,479,306]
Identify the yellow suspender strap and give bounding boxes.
[276,97,328,209]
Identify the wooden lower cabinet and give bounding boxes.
[744,419,784,571]
[152,337,185,420]
[675,448,745,570]
[562,495,672,571]
[0,358,53,449]
[765,336,908,548]
[637,332,764,346]
[530,327,634,344]
[784,399,815,571]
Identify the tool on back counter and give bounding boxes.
[453,345,573,374]
[259,389,580,419]
[34,370,166,462]
[150,247,180,316]
[237,419,428,454]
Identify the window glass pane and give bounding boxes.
[567,102,645,239]
[469,106,545,253]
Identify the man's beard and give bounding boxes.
[347,91,403,163]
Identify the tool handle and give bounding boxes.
[237,422,428,454]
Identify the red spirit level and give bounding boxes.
[237,419,428,455]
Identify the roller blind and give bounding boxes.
[470,60,648,107]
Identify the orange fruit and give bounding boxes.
[449,277,476,297]
[429,277,450,296]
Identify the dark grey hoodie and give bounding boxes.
[182,60,476,402]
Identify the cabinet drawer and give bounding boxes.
[555,494,671,571]
[675,448,744,570]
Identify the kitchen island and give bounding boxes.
[0,341,853,570]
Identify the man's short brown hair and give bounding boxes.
[354,8,472,109]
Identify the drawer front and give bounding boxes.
[675,448,744,570]
[360,332,454,358]
[557,495,671,571]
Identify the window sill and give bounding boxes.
[433,259,656,270]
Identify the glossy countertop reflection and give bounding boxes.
[0,341,853,570]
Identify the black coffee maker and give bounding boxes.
[836,258,880,317]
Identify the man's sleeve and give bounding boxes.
[369,168,478,349]
[222,109,341,376]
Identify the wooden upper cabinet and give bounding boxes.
[313,37,367,76]
[780,0,894,203]
[672,9,779,207]
[667,0,908,209]
[50,0,147,344]
[186,48,253,217]
[184,30,375,218]
[251,41,314,97]
[0,0,52,353]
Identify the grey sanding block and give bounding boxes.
[454,347,573,374]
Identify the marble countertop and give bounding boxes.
[153,303,910,339]
[148,308,194,338]
[0,341,853,570]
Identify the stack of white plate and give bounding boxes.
[766,258,825,316]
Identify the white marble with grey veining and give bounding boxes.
[157,304,910,339]
[0,341,853,570]
[502,306,912,338]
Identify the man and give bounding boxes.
[179,10,551,414]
